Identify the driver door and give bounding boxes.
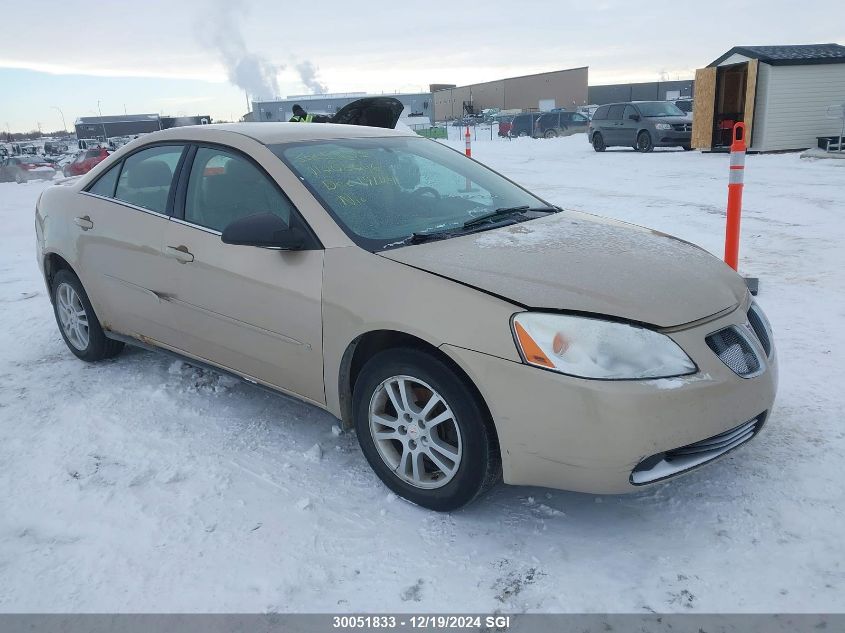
[159,144,325,405]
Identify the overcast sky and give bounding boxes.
[1,0,843,132]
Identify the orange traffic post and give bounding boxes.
[465,126,472,157]
[724,122,759,294]
[724,122,746,271]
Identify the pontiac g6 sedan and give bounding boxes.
[35,122,777,511]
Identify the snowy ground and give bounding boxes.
[1,134,844,613]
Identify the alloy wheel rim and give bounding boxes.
[368,375,463,489]
[56,283,89,351]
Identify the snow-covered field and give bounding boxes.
[1,134,844,613]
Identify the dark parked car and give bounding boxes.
[588,101,692,152]
[674,99,694,114]
[0,155,57,183]
[508,112,543,137]
[533,111,591,138]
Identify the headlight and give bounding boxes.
[654,123,673,130]
[512,313,696,380]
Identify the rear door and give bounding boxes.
[159,143,325,404]
[74,144,187,342]
[602,105,625,144]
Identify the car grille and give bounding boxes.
[631,413,766,485]
[747,305,772,357]
[706,326,762,377]
[672,123,692,132]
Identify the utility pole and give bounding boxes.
[97,100,107,140]
[51,106,67,133]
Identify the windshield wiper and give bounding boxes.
[463,205,558,229]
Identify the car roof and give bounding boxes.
[141,122,415,146]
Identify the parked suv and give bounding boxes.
[588,101,692,152]
[533,111,591,138]
[508,112,542,137]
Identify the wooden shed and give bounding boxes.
[691,44,845,152]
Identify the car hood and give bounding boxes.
[379,211,747,328]
[331,97,404,129]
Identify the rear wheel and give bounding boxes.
[52,269,124,362]
[636,131,654,153]
[353,348,500,511]
[592,133,606,152]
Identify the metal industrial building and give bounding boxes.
[252,92,434,123]
[588,80,694,105]
[74,114,211,140]
[692,43,845,152]
[433,67,588,120]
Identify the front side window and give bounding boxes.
[184,146,295,232]
[88,162,121,197]
[114,145,184,214]
[623,105,639,120]
[275,137,547,250]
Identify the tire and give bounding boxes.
[15,173,24,184]
[51,269,124,362]
[636,131,654,153]
[592,133,606,152]
[544,129,558,139]
[353,348,501,511]
[682,145,693,151]
[518,131,528,137]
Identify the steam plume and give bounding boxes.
[296,60,328,95]
[198,1,280,100]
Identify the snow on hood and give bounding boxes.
[380,210,748,328]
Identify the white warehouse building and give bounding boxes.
[252,92,434,124]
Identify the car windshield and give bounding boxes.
[637,102,686,117]
[273,137,548,251]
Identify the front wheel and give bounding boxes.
[592,133,606,152]
[52,269,124,362]
[544,129,558,139]
[353,349,501,511]
[636,131,654,153]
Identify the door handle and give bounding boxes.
[165,245,194,263]
[74,216,94,230]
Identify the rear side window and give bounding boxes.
[607,105,625,120]
[88,163,121,197]
[592,106,609,120]
[114,145,184,214]
[184,146,295,233]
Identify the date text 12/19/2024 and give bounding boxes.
[332,615,512,630]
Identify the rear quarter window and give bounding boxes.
[592,106,609,120]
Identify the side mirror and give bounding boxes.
[628,113,640,121]
[221,213,306,250]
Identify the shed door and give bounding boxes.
[692,67,717,149]
[743,59,759,147]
